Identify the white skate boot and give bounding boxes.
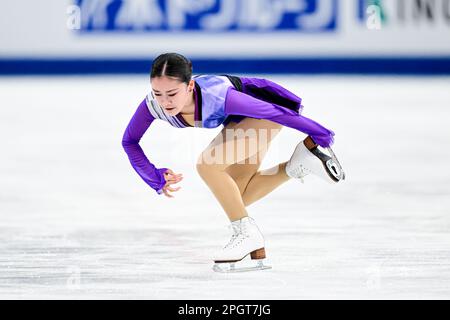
[212,216,271,273]
[286,136,345,183]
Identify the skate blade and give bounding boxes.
[326,147,346,182]
[309,145,345,183]
[325,158,345,182]
[213,260,272,273]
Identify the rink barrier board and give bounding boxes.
[1,57,450,75]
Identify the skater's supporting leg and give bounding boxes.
[223,120,291,207]
[196,165,248,221]
[196,118,282,221]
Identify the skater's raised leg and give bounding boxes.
[286,136,345,183]
[226,161,290,207]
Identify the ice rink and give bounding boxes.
[1,75,449,299]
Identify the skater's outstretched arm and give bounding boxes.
[122,99,169,195]
[225,88,335,148]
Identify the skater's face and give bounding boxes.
[151,76,194,116]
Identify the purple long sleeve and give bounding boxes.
[122,99,168,194]
[224,88,335,147]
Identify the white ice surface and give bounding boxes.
[0,75,450,299]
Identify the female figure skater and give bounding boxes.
[122,53,344,272]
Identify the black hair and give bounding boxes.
[150,53,192,85]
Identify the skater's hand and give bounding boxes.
[162,169,183,198]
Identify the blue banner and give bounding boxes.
[76,0,337,32]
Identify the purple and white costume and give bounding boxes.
[122,75,335,194]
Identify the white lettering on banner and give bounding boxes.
[80,0,112,29]
[167,0,216,29]
[200,0,331,30]
[297,0,334,29]
[199,0,237,30]
[115,0,163,29]
[76,0,336,31]
[236,0,284,30]
[283,0,308,12]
